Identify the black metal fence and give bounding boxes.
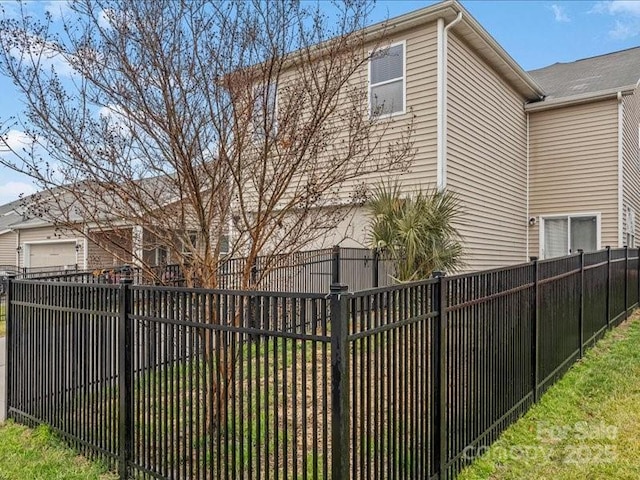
[4,247,639,479]
[6,246,396,293]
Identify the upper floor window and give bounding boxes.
[369,41,405,118]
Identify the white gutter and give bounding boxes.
[617,91,624,247]
[526,111,530,260]
[436,11,463,191]
[525,85,635,112]
[83,225,89,270]
[16,229,20,267]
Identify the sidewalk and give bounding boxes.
[0,336,5,422]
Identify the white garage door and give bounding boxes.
[28,242,77,268]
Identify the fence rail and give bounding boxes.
[4,246,639,479]
[4,246,397,293]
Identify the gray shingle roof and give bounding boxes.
[528,47,640,101]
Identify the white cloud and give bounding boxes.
[1,129,34,153]
[551,4,571,22]
[43,1,73,21]
[596,0,640,15]
[2,28,76,77]
[0,181,36,205]
[591,1,640,39]
[610,19,637,39]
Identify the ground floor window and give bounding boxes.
[626,206,636,248]
[542,214,599,259]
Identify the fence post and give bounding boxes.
[372,248,380,289]
[332,245,341,284]
[530,258,540,403]
[3,274,15,422]
[249,263,259,340]
[606,246,611,329]
[330,282,350,480]
[637,247,640,307]
[578,250,584,358]
[432,270,448,478]
[624,245,629,320]
[118,278,133,479]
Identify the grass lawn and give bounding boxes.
[459,313,640,480]
[0,422,117,479]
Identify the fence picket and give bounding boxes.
[3,247,637,480]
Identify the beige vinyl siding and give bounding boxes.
[395,23,438,191]
[446,33,528,271]
[88,229,133,268]
[529,99,619,256]
[622,87,640,246]
[305,23,439,247]
[0,231,17,266]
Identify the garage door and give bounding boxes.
[28,242,77,268]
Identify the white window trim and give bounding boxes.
[154,245,168,266]
[181,230,198,255]
[368,40,407,119]
[538,212,602,259]
[626,206,636,247]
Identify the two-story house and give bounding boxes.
[315,0,640,270]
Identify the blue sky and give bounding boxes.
[1,0,640,204]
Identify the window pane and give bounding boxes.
[371,44,403,84]
[570,216,597,253]
[544,218,568,258]
[371,80,403,116]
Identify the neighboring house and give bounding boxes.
[0,187,227,271]
[2,0,640,271]
[0,194,118,270]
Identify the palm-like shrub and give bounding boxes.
[366,182,464,282]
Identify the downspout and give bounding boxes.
[526,111,530,260]
[83,225,89,270]
[617,91,624,247]
[15,229,20,267]
[436,11,463,191]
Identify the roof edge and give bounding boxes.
[453,2,545,99]
[525,85,636,112]
[363,0,545,100]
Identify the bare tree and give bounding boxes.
[0,0,414,289]
[1,0,417,430]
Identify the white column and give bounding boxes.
[132,225,144,268]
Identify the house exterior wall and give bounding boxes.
[305,22,440,200]
[297,22,440,248]
[446,32,529,271]
[529,99,620,257]
[87,229,133,268]
[0,231,17,266]
[622,87,640,246]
